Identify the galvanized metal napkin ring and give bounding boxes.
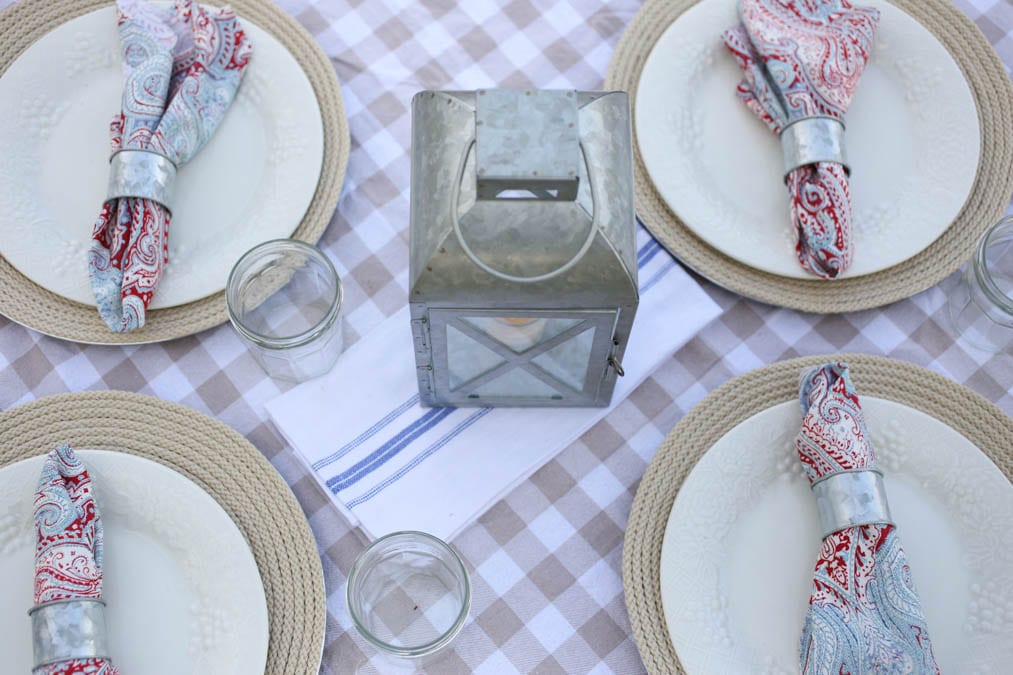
[106,148,177,212]
[779,116,849,181]
[29,598,110,669]
[810,468,893,539]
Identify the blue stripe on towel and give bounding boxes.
[312,394,420,470]
[641,259,675,294]
[638,243,664,270]
[345,408,494,508]
[325,406,455,493]
[636,238,658,263]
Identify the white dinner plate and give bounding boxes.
[659,397,1013,673]
[0,450,269,674]
[635,0,980,279]
[0,5,324,308]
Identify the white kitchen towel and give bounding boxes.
[266,228,721,541]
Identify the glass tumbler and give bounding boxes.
[227,239,343,382]
[346,531,471,669]
[947,215,1013,353]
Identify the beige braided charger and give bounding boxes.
[0,0,350,344]
[623,354,1013,673]
[606,0,1013,313]
[0,391,326,675]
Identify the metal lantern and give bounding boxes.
[409,89,638,407]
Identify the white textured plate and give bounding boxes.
[660,397,1013,673]
[0,5,324,308]
[0,450,269,674]
[635,0,980,279]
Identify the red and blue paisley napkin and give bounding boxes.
[34,445,118,675]
[88,0,251,332]
[796,363,938,673]
[723,0,878,279]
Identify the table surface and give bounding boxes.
[0,0,1010,673]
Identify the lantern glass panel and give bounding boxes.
[530,328,594,390]
[446,325,506,390]
[472,369,560,399]
[447,316,596,398]
[432,308,615,405]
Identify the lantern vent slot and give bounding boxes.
[492,188,559,200]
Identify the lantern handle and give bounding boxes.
[450,138,600,284]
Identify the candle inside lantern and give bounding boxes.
[486,317,548,352]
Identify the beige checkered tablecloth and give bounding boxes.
[1,0,1011,673]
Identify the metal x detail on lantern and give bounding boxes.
[409,89,638,407]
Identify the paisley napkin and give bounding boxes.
[34,445,118,675]
[723,0,878,279]
[88,0,252,332]
[796,363,937,673]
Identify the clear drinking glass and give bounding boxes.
[346,531,471,669]
[226,239,343,382]
[947,215,1013,353]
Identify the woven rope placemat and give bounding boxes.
[623,354,1013,673]
[0,391,325,675]
[606,0,1013,313]
[0,0,350,345]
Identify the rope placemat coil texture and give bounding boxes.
[0,0,350,345]
[605,0,1013,313]
[0,391,326,675]
[622,354,1013,673]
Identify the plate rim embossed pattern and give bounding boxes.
[0,391,327,675]
[620,354,1013,674]
[0,0,350,344]
[605,0,1013,312]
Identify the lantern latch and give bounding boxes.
[607,354,625,377]
[475,89,580,202]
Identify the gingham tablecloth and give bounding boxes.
[1,0,1010,673]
